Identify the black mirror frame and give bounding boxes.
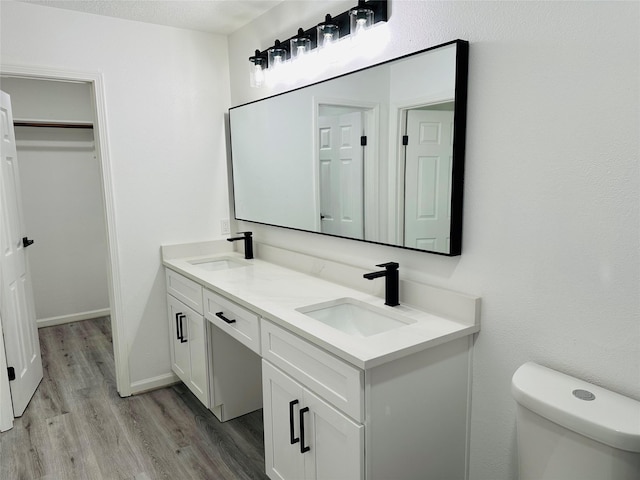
[229,39,469,256]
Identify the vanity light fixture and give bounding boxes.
[248,0,388,87]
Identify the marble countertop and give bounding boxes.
[163,250,479,370]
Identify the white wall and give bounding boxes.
[228,2,640,479]
[0,1,232,388]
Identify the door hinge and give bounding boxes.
[360,135,367,146]
[7,367,15,381]
[402,135,409,146]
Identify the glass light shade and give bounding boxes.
[317,15,340,50]
[250,61,265,88]
[267,40,287,70]
[349,6,374,36]
[249,50,266,87]
[290,28,311,60]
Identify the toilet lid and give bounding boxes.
[512,362,640,453]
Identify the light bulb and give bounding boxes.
[324,32,335,45]
[252,64,264,87]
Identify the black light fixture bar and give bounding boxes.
[251,0,388,67]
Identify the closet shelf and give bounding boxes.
[13,119,93,129]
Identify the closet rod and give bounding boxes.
[13,121,93,129]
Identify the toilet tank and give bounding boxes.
[512,362,640,480]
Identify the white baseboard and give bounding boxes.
[36,308,111,328]
[129,372,180,396]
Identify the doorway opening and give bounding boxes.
[3,77,110,327]
[0,66,128,428]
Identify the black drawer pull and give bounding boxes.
[215,311,236,324]
[299,407,310,453]
[289,399,300,444]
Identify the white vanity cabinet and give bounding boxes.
[165,270,209,407]
[165,268,262,421]
[261,320,364,480]
[162,244,479,480]
[261,319,471,480]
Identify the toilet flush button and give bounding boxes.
[573,389,596,401]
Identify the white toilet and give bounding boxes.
[512,362,640,480]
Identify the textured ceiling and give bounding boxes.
[14,0,284,34]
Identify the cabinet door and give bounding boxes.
[263,360,305,480]
[263,360,364,480]
[302,389,364,480]
[186,310,209,407]
[167,295,190,383]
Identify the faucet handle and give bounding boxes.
[375,262,399,270]
[236,231,252,236]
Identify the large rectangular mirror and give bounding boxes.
[229,39,468,255]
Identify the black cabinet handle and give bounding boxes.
[22,237,34,248]
[289,399,300,444]
[215,311,236,324]
[175,313,182,341]
[299,407,310,453]
[178,314,187,343]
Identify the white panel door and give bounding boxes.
[318,112,364,239]
[263,360,305,480]
[0,90,43,417]
[404,109,454,252]
[302,388,364,480]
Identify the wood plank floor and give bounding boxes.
[0,317,268,480]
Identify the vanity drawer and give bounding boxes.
[166,269,203,314]
[204,289,260,355]
[261,319,363,422]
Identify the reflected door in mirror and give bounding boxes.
[319,109,364,239]
[404,105,454,253]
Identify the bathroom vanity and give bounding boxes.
[162,241,480,480]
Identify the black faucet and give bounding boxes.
[363,262,399,306]
[227,231,253,259]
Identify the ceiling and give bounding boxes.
[14,0,285,35]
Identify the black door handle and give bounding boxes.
[215,311,236,324]
[22,237,34,248]
[299,407,310,453]
[289,399,300,445]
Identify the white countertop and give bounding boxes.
[163,251,480,370]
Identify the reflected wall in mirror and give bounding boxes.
[229,39,468,255]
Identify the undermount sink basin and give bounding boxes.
[188,256,248,271]
[296,298,414,338]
